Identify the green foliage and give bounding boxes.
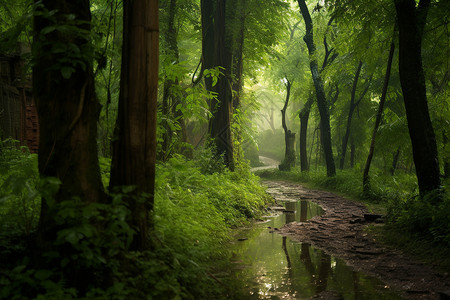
[386,189,450,246]
[0,140,40,237]
[0,146,271,299]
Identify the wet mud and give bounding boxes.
[264,180,450,300]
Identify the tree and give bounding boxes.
[109,0,159,251]
[297,0,336,177]
[200,0,234,170]
[279,79,296,170]
[363,39,395,193]
[394,0,441,199]
[33,0,106,250]
[339,60,370,169]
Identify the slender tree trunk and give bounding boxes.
[395,0,441,199]
[350,141,355,168]
[33,0,106,250]
[391,148,401,175]
[363,39,395,194]
[160,0,178,161]
[444,131,449,179]
[299,93,313,171]
[109,0,159,251]
[340,61,365,169]
[297,0,335,177]
[280,80,295,171]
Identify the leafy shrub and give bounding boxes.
[1,146,272,299]
[0,139,40,238]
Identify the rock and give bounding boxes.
[439,290,450,299]
[364,213,383,222]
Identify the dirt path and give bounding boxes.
[263,180,450,300]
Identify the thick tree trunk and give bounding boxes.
[231,0,246,111]
[201,0,215,92]
[201,0,234,169]
[297,0,335,177]
[395,0,441,199]
[33,0,106,250]
[110,0,159,251]
[363,39,395,193]
[208,0,234,170]
[280,80,295,171]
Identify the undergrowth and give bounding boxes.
[0,143,271,299]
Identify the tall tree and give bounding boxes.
[339,61,370,169]
[200,0,234,169]
[363,39,395,193]
[109,0,159,251]
[279,79,296,170]
[33,0,106,250]
[297,0,336,177]
[394,0,441,199]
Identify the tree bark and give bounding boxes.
[391,148,401,176]
[205,0,234,170]
[297,0,336,177]
[299,93,313,171]
[33,0,106,250]
[394,0,441,199]
[280,80,295,171]
[110,0,159,251]
[363,39,395,194]
[160,0,179,161]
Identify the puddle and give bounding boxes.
[229,200,402,299]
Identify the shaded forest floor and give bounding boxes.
[263,180,450,300]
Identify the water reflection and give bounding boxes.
[230,200,402,299]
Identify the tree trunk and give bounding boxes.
[299,93,313,171]
[444,131,449,179]
[201,0,234,170]
[159,0,179,162]
[230,0,247,160]
[394,0,441,199]
[350,141,355,168]
[208,0,234,170]
[390,148,401,176]
[109,0,159,251]
[33,0,106,250]
[363,39,395,194]
[340,61,364,169]
[297,0,336,177]
[280,80,295,171]
[201,0,215,92]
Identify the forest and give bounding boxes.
[0,0,449,299]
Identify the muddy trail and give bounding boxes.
[263,180,450,300]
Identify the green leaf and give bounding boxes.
[35,269,53,281]
[61,66,75,79]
